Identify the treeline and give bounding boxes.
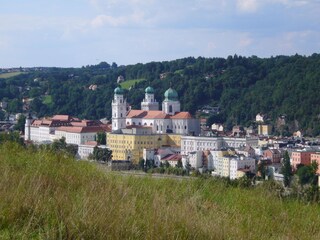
[1,54,320,135]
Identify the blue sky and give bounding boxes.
[1,0,320,67]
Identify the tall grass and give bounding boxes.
[1,142,320,239]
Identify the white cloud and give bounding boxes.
[238,35,253,47]
[90,10,147,28]
[236,0,259,13]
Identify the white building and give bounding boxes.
[213,155,255,179]
[77,141,98,159]
[256,113,265,123]
[211,123,224,132]
[25,115,111,144]
[111,86,200,135]
[182,151,203,169]
[181,135,259,155]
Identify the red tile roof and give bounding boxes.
[170,112,192,119]
[52,115,72,121]
[56,125,106,133]
[162,153,182,161]
[83,141,98,146]
[126,110,192,119]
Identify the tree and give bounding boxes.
[176,159,183,168]
[92,147,112,162]
[0,110,5,121]
[14,114,26,133]
[51,137,67,152]
[282,151,292,187]
[96,132,106,145]
[0,131,24,145]
[257,160,267,180]
[138,158,145,170]
[164,160,170,168]
[296,161,318,186]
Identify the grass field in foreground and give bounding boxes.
[0,72,24,79]
[120,78,146,89]
[1,142,320,239]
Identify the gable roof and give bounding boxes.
[170,112,192,119]
[126,110,193,120]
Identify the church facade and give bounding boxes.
[111,86,200,135]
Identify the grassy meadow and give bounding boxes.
[1,142,320,239]
[120,78,146,89]
[42,95,53,105]
[0,72,24,79]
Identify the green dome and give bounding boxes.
[164,87,178,101]
[145,86,155,94]
[114,86,124,95]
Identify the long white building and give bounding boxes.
[181,135,259,155]
[25,114,110,145]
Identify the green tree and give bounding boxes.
[138,158,145,170]
[96,132,106,145]
[164,160,170,168]
[257,160,267,180]
[92,147,112,162]
[0,110,5,121]
[14,114,26,133]
[51,137,67,152]
[0,131,24,145]
[282,151,292,187]
[296,161,318,186]
[176,159,183,168]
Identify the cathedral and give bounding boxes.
[111,86,200,135]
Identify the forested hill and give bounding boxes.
[1,54,320,135]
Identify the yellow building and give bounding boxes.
[107,126,181,164]
[258,124,272,136]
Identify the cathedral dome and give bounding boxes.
[114,86,124,95]
[145,86,155,94]
[164,87,178,101]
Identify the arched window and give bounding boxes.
[169,105,173,113]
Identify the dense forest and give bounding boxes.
[1,54,320,135]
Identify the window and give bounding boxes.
[169,105,173,113]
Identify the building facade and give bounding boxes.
[111,86,200,135]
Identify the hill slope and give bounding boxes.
[1,143,320,239]
[1,54,320,135]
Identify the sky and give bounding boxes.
[0,0,320,67]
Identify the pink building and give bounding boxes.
[291,151,316,170]
[263,149,281,163]
[310,153,320,174]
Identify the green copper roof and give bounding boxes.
[145,86,155,94]
[114,86,124,95]
[164,87,178,101]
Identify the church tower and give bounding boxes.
[24,112,32,141]
[112,86,126,131]
[162,87,181,115]
[141,86,159,111]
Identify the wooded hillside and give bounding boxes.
[1,54,320,135]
